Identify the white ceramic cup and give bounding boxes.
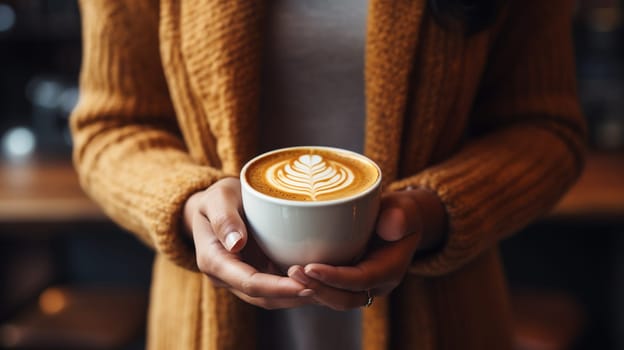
[240,146,382,268]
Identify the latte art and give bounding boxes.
[266,154,355,200]
[244,147,380,201]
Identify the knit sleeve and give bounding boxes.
[70,0,227,270]
[389,0,587,276]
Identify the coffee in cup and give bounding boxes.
[243,147,379,202]
[240,146,381,268]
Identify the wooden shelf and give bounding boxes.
[550,152,624,220]
[0,286,147,349]
[0,152,621,225]
[0,160,105,224]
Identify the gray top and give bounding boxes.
[259,0,368,154]
[257,0,368,349]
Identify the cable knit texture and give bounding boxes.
[71,0,586,349]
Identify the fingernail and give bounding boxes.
[225,232,242,251]
[291,269,312,285]
[304,267,321,280]
[298,289,314,297]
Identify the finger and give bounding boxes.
[200,179,247,252]
[229,289,315,310]
[311,287,370,311]
[377,191,423,242]
[192,213,231,289]
[193,214,307,298]
[303,234,421,292]
[303,264,377,292]
[288,266,370,311]
[206,275,229,288]
[287,265,312,285]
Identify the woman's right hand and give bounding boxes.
[183,177,314,309]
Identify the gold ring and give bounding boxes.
[365,290,374,308]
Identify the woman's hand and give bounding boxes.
[184,177,314,309]
[288,188,447,310]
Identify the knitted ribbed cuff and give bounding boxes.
[388,125,582,276]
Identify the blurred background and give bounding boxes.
[0,0,622,349]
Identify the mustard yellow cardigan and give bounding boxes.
[71,0,586,349]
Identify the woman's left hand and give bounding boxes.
[288,188,447,310]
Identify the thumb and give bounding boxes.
[376,192,423,242]
[200,179,248,253]
[205,205,248,253]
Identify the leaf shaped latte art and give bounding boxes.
[265,154,355,200]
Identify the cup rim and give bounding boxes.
[240,146,382,207]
